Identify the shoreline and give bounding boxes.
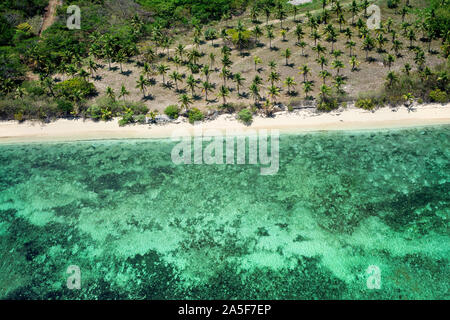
[0,104,449,144]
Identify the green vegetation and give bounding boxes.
[188,107,205,124]
[0,0,449,124]
[237,108,253,124]
[164,104,180,119]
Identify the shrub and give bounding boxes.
[56,99,74,115]
[317,99,339,112]
[429,89,448,103]
[118,112,134,126]
[55,77,96,99]
[237,108,253,124]
[355,98,376,110]
[188,108,204,124]
[164,104,180,119]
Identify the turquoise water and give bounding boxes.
[0,126,448,300]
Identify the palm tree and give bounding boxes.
[267,28,275,49]
[136,75,147,97]
[249,82,260,104]
[303,81,314,99]
[78,68,89,81]
[334,75,346,95]
[268,71,280,86]
[106,86,115,101]
[297,41,307,56]
[201,81,213,101]
[349,56,360,71]
[201,65,211,82]
[403,92,414,112]
[386,71,398,88]
[220,67,230,86]
[362,35,375,60]
[319,84,331,102]
[250,5,260,23]
[179,94,193,112]
[332,60,345,76]
[170,71,183,92]
[384,54,395,70]
[217,85,230,105]
[263,5,271,24]
[311,30,321,46]
[267,85,280,106]
[319,70,331,84]
[268,60,277,71]
[312,43,326,58]
[115,50,126,74]
[376,33,387,53]
[392,40,403,56]
[295,25,305,44]
[119,84,130,102]
[403,63,412,76]
[86,57,99,78]
[346,40,356,57]
[299,65,311,82]
[157,64,170,85]
[316,55,328,70]
[253,25,263,45]
[283,76,297,95]
[254,56,262,71]
[282,48,292,66]
[209,53,216,69]
[176,44,186,61]
[407,28,416,48]
[350,0,359,25]
[233,73,245,96]
[142,62,152,80]
[281,29,287,42]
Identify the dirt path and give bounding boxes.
[39,0,62,36]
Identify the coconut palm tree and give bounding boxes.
[176,44,186,61]
[312,43,327,59]
[334,75,346,95]
[303,81,314,99]
[249,82,260,104]
[384,54,396,70]
[403,92,414,112]
[186,74,197,95]
[407,28,417,48]
[319,70,331,84]
[297,41,307,56]
[311,30,321,46]
[209,53,216,69]
[332,60,345,76]
[233,73,245,96]
[350,0,359,25]
[170,71,183,92]
[283,76,297,95]
[201,81,213,101]
[201,65,211,82]
[142,62,152,80]
[362,35,375,60]
[346,40,356,57]
[115,50,126,74]
[220,67,230,86]
[392,40,403,56]
[349,56,360,71]
[282,48,292,66]
[217,85,230,105]
[299,65,311,82]
[86,57,99,78]
[267,84,280,105]
[118,84,130,102]
[136,75,147,97]
[319,84,331,102]
[316,55,328,70]
[281,29,287,42]
[403,63,412,76]
[253,25,263,45]
[179,94,193,112]
[295,25,305,44]
[386,71,398,88]
[267,28,275,49]
[157,64,170,85]
[268,71,280,86]
[106,86,115,101]
[254,56,262,71]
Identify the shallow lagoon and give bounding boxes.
[0,126,448,299]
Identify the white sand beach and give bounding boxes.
[0,103,449,144]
